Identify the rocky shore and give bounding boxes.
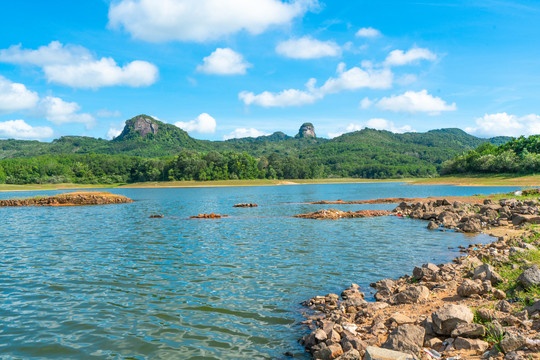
[299,196,540,360]
[294,209,391,220]
[0,191,133,207]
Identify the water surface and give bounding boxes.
[0,183,517,359]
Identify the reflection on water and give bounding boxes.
[0,183,517,359]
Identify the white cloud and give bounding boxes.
[355,27,381,38]
[108,0,318,42]
[365,118,414,133]
[240,63,392,107]
[276,36,341,59]
[97,109,122,118]
[384,47,437,67]
[396,74,417,86]
[107,124,124,139]
[223,128,270,140]
[0,41,92,66]
[466,113,540,137]
[359,97,373,109]
[376,90,456,114]
[0,119,53,140]
[196,48,251,75]
[37,96,96,128]
[44,58,158,89]
[0,42,158,89]
[327,119,413,138]
[174,113,216,134]
[239,88,318,107]
[0,76,39,114]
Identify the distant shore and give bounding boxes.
[0,175,538,192]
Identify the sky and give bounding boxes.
[1,0,539,142]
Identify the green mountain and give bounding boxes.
[0,114,514,182]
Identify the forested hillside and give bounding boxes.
[0,114,513,184]
[442,135,540,175]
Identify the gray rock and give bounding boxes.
[453,337,489,352]
[493,288,507,300]
[472,263,503,285]
[390,285,430,305]
[460,218,482,233]
[450,323,485,338]
[495,300,513,313]
[335,349,362,360]
[432,304,474,336]
[427,221,438,230]
[499,333,526,353]
[382,324,425,353]
[457,279,485,297]
[517,265,540,289]
[364,346,414,360]
[313,343,344,360]
[512,214,540,226]
[525,300,540,316]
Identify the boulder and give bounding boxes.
[459,218,482,233]
[450,323,485,338]
[382,324,425,353]
[413,263,440,281]
[517,265,540,289]
[472,263,503,285]
[313,343,344,360]
[390,286,429,305]
[453,337,489,352]
[364,346,414,360]
[427,221,438,230]
[457,279,486,297]
[495,300,513,313]
[525,300,540,316]
[335,349,362,360]
[499,333,526,353]
[512,214,540,226]
[432,304,474,336]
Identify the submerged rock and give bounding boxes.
[293,209,390,220]
[0,191,133,207]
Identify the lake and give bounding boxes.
[0,183,518,359]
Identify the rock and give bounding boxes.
[382,324,425,353]
[313,343,344,360]
[432,304,474,336]
[389,313,415,326]
[493,289,507,300]
[453,337,489,352]
[517,265,540,289]
[499,333,526,353]
[233,203,258,207]
[512,214,540,226]
[472,263,503,285]
[424,337,443,349]
[495,300,513,313]
[296,122,316,138]
[294,209,391,220]
[341,288,365,300]
[335,349,362,360]
[457,279,486,297]
[413,264,440,281]
[525,300,540,316]
[149,214,164,218]
[427,221,438,230]
[460,218,483,233]
[341,334,367,353]
[364,346,414,360]
[450,323,485,338]
[390,285,430,304]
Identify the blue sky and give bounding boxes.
[0,0,539,141]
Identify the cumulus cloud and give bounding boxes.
[108,0,318,42]
[223,128,270,140]
[355,27,381,38]
[196,48,251,75]
[375,90,456,114]
[0,119,53,140]
[97,109,122,118]
[359,97,373,109]
[466,113,540,138]
[384,47,437,67]
[328,119,413,138]
[175,113,216,134]
[0,41,158,89]
[240,63,392,107]
[107,124,125,139]
[276,36,341,59]
[36,96,96,128]
[0,76,39,114]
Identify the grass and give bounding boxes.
[0,183,119,192]
[408,174,540,186]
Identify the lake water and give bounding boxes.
[0,183,518,359]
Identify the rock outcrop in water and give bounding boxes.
[233,203,258,208]
[190,213,228,219]
[0,191,133,207]
[294,209,391,220]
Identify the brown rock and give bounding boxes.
[390,285,430,304]
[453,337,489,352]
[382,324,425,353]
[432,304,474,336]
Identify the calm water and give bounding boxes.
[0,183,518,359]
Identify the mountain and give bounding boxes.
[0,114,513,178]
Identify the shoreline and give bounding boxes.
[0,175,538,192]
[299,196,540,360]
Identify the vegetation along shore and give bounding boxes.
[298,190,540,360]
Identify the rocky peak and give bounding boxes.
[132,115,159,138]
[296,123,316,138]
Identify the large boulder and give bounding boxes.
[382,324,425,354]
[457,279,486,297]
[499,333,526,353]
[364,346,414,360]
[390,286,430,305]
[517,265,540,289]
[459,218,482,233]
[313,343,344,360]
[431,304,474,336]
[413,263,440,282]
[472,263,503,285]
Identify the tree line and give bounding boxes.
[442,135,540,175]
